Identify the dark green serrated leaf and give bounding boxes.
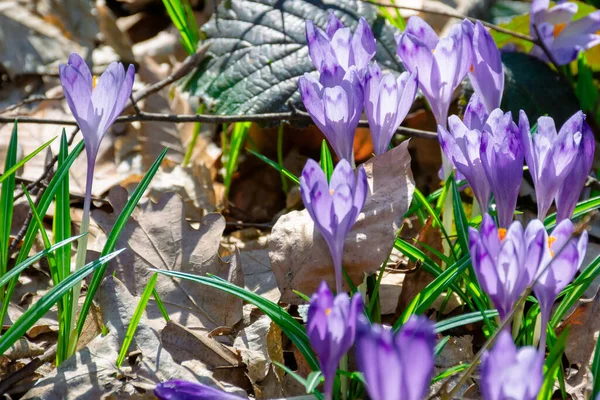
[185,0,403,115]
[501,52,580,126]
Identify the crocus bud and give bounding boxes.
[480,109,523,227]
[306,13,376,86]
[555,113,595,222]
[397,16,472,127]
[463,93,488,131]
[364,63,418,155]
[462,20,504,113]
[468,214,536,321]
[307,282,363,400]
[299,159,367,293]
[438,116,491,212]
[298,68,364,163]
[480,330,543,400]
[355,315,435,400]
[519,110,582,220]
[154,380,244,399]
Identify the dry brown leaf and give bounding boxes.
[0,2,84,78]
[22,276,247,399]
[269,141,415,303]
[92,187,244,331]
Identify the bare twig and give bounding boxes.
[360,0,536,42]
[0,94,65,115]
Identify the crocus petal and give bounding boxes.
[396,32,435,97]
[353,166,368,215]
[326,12,344,38]
[469,21,504,113]
[155,380,244,400]
[463,93,489,131]
[404,15,439,49]
[351,17,376,70]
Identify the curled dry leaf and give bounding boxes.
[269,141,415,303]
[92,187,244,331]
[22,276,247,399]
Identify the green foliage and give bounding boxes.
[0,123,17,301]
[162,0,199,55]
[320,140,334,182]
[184,0,402,115]
[539,328,570,400]
[224,122,251,199]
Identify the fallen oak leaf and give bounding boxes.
[269,141,415,303]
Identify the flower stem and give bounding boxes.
[68,160,95,356]
[339,354,348,400]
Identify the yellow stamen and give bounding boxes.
[329,189,334,195]
[469,64,474,73]
[548,236,557,257]
[498,228,507,242]
[325,308,331,316]
[554,23,566,38]
[92,75,98,89]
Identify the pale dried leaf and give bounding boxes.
[92,187,244,331]
[269,142,415,303]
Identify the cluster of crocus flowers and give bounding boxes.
[439,102,523,226]
[355,315,436,400]
[300,14,418,163]
[520,110,595,221]
[306,282,362,400]
[469,214,588,350]
[299,159,367,294]
[59,53,135,347]
[480,331,543,400]
[530,0,600,65]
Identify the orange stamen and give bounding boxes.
[498,228,507,242]
[92,75,98,89]
[469,64,474,73]
[329,189,334,195]
[554,23,567,38]
[325,308,331,316]
[548,236,557,257]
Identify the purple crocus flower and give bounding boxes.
[298,68,364,164]
[396,16,472,127]
[468,214,538,321]
[306,13,376,86]
[364,63,418,155]
[155,380,244,400]
[438,115,491,212]
[307,281,363,400]
[355,315,436,400]
[480,330,543,400]
[526,218,587,350]
[480,109,523,228]
[462,20,504,113]
[59,53,134,341]
[463,93,489,131]
[555,115,595,222]
[519,110,582,220]
[300,159,368,293]
[530,0,600,65]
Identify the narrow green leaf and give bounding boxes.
[273,361,324,400]
[0,122,18,283]
[153,269,319,371]
[320,140,334,183]
[76,148,168,339]
[0,250,123,354]
[432,363,470,384]
[451,178,469,255]
[162,0,199,54]
[413,188,456,261]
[153,288,171,322]
[117,273,159,367]
[224,122,251,199]
[591,326,600,397]
[544,195,600,229]
[434,310,499,334]
[306,371,323,394]
[434,336,450,356]
[248,149,300,184]
[0,136,55,185]
[539,327,569,400]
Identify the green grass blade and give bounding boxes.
[0,140,84,329]
[451,178,469,255]
[224,122,251,199]
[0,136,55,185]
[248,149,300,184]
[592,327,600,397]
[544,195,600,229]
[395,255,471,329]
[413,188,456,261]
[153,288,170,322]
[153,269,319,371]
[0,249,123,354]
[76,148,168,339]
[54,131,72,283]
[320,140,334,182]
[0,234,83,290]
[162,0,199,55]
[432,363,470,384]
[539,328,569,400]
[116,273,158,367]
[0,122,18,284]
[434,310,499,334]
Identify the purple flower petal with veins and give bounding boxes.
[307,282,362,400]
[300,159,367,293]
[154,380,244,399]
[355,315,435,400]
[364,63,418,155]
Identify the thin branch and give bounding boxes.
[360,0,536,42]
[0,95,65,115]
[531,23,572,87]
[0,111,438,140]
